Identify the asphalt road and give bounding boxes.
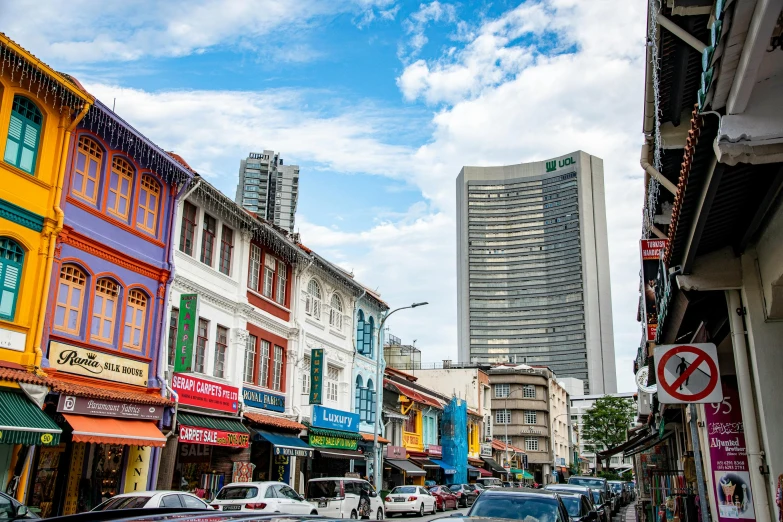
[385,507,469,521]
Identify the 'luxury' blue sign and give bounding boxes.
[243,387,285,413]
[312,405,359,433]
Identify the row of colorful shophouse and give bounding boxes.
[606,2,783,522]
[0,32,525,517]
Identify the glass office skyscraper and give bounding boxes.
[456,152,616,394]
[235,150,299,234]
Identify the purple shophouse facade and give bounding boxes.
[32,100,193,513]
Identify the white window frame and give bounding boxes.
[525,436,539,452]
[329,293,343,330]
[272,345,284,391]
[495,409,510,425]
[305,279,322,319]
[302,356,311,394]
[263,255,276,298]
[523,385,536,398]
[244,334,257,383]
[495,383,510,398]
[326,365,339,402]
[248,244,261,291]
[524,410,537,424]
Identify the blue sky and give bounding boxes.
[2,0,648,391]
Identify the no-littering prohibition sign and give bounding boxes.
[654,343,723,404]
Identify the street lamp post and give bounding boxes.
[372,301,428,491]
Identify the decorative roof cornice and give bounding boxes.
[172,275,246,316]
[0,198,45,233]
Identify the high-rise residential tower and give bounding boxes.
[235,150,299,233]
[456,151,616,394]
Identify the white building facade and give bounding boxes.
[570,392,636,472]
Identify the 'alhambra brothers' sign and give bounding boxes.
[49,341,148,386]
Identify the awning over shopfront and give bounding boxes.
[430,459,457,475]
[598,429,652,459]
[467,465,482,475]
[411,458,439,468]
[253,430,314,458]
[481,457,506,474]
[386,459,426,476]
[178,412,250,448]
[317,448,365,460]
[511,469,534,480]
[624,430,674,458]
[63,413,166,447]
[0,390,61,446]
[476,467,492,477]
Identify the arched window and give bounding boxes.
[4,95,42,174]
[108,156,133,220]
[55,265,86,335]
[364,316,375,358]
[91,278,119,343]
[330,293,343,329]
[124,289,147,349]
[136,174,160,234]
[356,310,365,354]
[305,279,321,319]
[0,238,24,321]
[355,375,363,415]
[72,136,102,204]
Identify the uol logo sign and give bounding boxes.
[546,156,575,172]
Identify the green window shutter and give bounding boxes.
[0,259,21,320]
[4,96,42,175]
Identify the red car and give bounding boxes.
[427,485,459,512]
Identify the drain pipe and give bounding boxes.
[726,290,771,522]
[641,138,678,195]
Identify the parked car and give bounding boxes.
[92,491,212,511]
[568,477,615,514]
[45,512,337,522]
[608,481,628,507]
[426,486,458,511]
[624,482,636,502]
[306,477,383,519]
[475,477,503,488]
[466,488,571,522]
[212,482,316,515]
[449,484,480,507]
[557,492,601,522]
[545,485,609,522]
[384,485,436,517]
[0,491,37,520]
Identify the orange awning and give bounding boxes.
[63,414,166,447]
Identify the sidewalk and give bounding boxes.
[623,502,637,522]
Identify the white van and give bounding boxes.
[475,477,503,488]
[306,477,384,519]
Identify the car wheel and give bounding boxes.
[311,511,318,515]
[376,508,384,520]
[431,503,437,515]
[351,510,358,519]
[419,503,425,517]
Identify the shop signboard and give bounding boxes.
[272,445,313,458]
[171,373,239,413]
[387,445,406,459]
[310,348,324,405]
[705,376,756,522]
[179,424,250,448]
[480,444,492,458]
[49,341,148,386]
[428,444,442,457]
[640,239,668,341]
[123,446,151,493]
[309,433,359,450]
[0,326,25,352]
[522,453,528,470]
[242,387,285,413]
[57,395,163,420]
[174,294,199,373]
[312,405,360,433]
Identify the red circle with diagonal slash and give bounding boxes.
[657,345,719,402]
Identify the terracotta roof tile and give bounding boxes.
[46,378,171,406]
[360,432,390,444]
[244,411,305,431]
[0,367,47,385]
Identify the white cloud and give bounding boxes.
[399,1,458,59]
[0,0,390,63]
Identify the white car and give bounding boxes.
[306,477,384,519]
[211,481,318,514]
[91,491,212,511]
[384,486,437,517]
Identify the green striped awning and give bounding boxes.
[0,390,61,446]
[306,424,362,440]
[177,413,249,433]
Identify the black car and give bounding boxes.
[557,492,601,522]
[608,481,628,507]
[0,491,37,520]
[567,477,615,514]
[466,488,571,522]
[545,484,610,522]
[449,484,480,507]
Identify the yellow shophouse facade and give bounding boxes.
[0,34,93,369]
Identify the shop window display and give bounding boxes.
[93,444,124,504]
[27,445,65,518]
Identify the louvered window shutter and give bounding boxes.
[0,258,21,320]
[4,97,42,174]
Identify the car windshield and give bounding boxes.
[469,495,560,522]
[92,496,151,511]
[216,486,258,500]
[449,485,463,491]
[592,492,602,504]
[307,481,340,499]
[571,478,605,489]
[391,487,417,494]
[611,484,622,491]
[560,496,582,517]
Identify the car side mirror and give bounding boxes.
[588,510,598,521]
[370,491,377,498]
[12,505,29,520]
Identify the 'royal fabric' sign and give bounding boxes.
[309,348,324,405]
[243,387,285,413]
[312,405,359,433]
[172,373,239,413]
[174,294,199,373]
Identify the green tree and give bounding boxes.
[581,395,636,454]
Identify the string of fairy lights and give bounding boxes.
[643,0,663,240]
